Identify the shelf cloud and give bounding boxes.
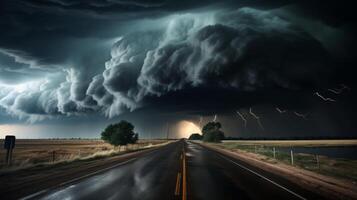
[0,0,355,137]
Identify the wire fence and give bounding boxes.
[217,143,357,182]
[0,140,164,170]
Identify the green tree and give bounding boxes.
[188,133,203,140]
[202,122,225,143]
[101,120,139,146]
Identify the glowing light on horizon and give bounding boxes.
[177,120,201,139]
[0,124,41,138]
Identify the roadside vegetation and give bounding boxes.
[188,121,225,143]
[0,120,175,172]
[188,133,202,140]
[213,141,357,182]
[101,120,139,148]
[0,139,167,172]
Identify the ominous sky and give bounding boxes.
[0,0,356,138]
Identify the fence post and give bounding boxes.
[78,150,81,157]
[273,147,276,159]
[254,145,257,153]
[52,151,55,163]
[290,149,294,165]
[316,154,320,170]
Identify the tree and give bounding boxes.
[202,122,225,143]
[188,133,203,140]
[101,120,139,146]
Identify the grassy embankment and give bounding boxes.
[0,139,170,171]
[213,140,357,182]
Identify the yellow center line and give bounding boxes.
[175,172,182,195]
[182,147,187,200]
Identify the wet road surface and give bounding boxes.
[25,140,326,200]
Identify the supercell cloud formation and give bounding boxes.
[0,0,356,137]
[0,8,329,119]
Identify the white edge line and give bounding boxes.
[218,154,307,200]
[20,189,49,200]
[20,146,166,200]
[20,157,137,200]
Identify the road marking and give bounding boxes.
[182,148,187,200]
[175,172,182,195]
[218,154,307,200]
[21,189,49,200]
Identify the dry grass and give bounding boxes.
[223,140,357,147]
[215,141,357,182]
[0,139,167,169]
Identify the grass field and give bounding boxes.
[214,140,357,182]
[222,139,357,147]
[0,139,168,169]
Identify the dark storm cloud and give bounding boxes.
[0,0,356,139]
[82,8,334,119]
[0,5,338,121]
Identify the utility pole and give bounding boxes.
[166,122,170,140]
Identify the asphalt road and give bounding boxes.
[25,140,326,200]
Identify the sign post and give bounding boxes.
[4,135,16,166]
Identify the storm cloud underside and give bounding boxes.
[0,0,356,137]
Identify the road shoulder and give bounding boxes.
[0,143,170,200]
[196,141,357,200]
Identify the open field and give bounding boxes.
[222,139,357,147]
[0,139,168,169]
[214,140,357,182]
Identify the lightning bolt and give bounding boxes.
[328,89,342,94]
[249,108,264,131]
[294,111,309,120]
[314,92,336,102]
[328,84,351,95]
[276,107,287,113]
[198,116,203,129]
[340,84,351,91]
[213,114,217,122]
[236,110,247,128]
